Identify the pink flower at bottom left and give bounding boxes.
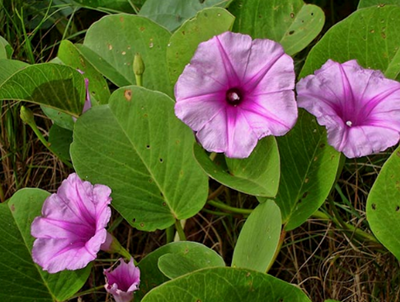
[31,173,112,273]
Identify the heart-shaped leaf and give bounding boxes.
[259,110,340,231]
[367,146,400,260]
[71,86,208,231]
[194,136,280,197]
[139,0,230,31]
[300,5,400,80]
[167,7,235,86]
[0,189,91,302]
[232,200,282,272]
[0,63,85,117]
[83,14,173,96]
[229,0,325,55]
[141,267,311,302]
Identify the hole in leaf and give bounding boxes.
[311,12,314,16]
[289,30,295,35]
[132,218,136,223]
[159,158,163,163]
[396,206,400,212]
[372,203,376,210]
[146,144,150,149]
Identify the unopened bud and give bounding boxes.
[20,105,35,125]
[134,53,145,76]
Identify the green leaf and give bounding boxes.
[260,110,340,231]
[232,200,281,272]
[139,0,231,31]
[83,14,173,96]
[71,86,208,231]
[137,242,221,299]
[72,0,137,12]
[141,267,311,302]
[167,7,235,86]
[58,40,111,105]
[0,63,85,117]
[367,146,400,260]
[158,246,225,279]
[49,124,73,162]
[300,5,400,80]
[0,189,90,302]
[41,106,75,131]
[229,0,325,55]
[0,59,29,85]
[358,0,400,9]
[194,136,280,197]
[0,36,13,59]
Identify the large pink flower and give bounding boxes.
[174,31,297,158]
[104,258,140,302]
[31,173,112,273]
[297,59,400,158]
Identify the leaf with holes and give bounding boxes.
[71,86,208,231]
[0,63,85,117]
[367,146,400,260]
[259,110,340,231]
[141,267,311,302]
[82,14,173,96]
[194,136,280,197]
[139,0,231,31]
[229,0,324,55]
[232,200,282,272]
[300,5,400,80]
[0,189,91,302]
[167,7,235,86]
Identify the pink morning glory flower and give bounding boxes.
[104,258,140,302]
[174,31,297,158]
[297,59,400,158]
[31,173,112,273]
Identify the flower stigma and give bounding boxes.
[226,88,243,106]
[346,120,353,127]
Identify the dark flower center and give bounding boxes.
[226,88,243,106]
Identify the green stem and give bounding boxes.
[266,229,286,273]
[174,219,186,241]
[166,225,175,243]
[207,199,253,215]
[69,285,104,299]
[135,74,142,87]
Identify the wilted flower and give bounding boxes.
[31,173,112,273]
[174,31,297,158]
[297,59,400,158]
[104,258,140,302]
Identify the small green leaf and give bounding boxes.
[167,7,235,86]
[367,146,400,260]
[229,0,325,55]
[71,86,208,231]
[300,5,400,81]
[0,189,90,302]
[0,59,29,85]
[194,136,280,197]
[259,110,340,231]
[58,40,111,105]
[158,247,224,279]
[141,267,311,302]
[83,14,173,96]
[0,63,85,117]
[0,36,13,59]
[232,200,281,272]
[139,0,231,31]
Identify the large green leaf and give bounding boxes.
[139,0,231,31]
[358,0,400,9]
[232,200,281,272]
[137,242,222,300]
[0,189,90,302]
[167,7,235,86]
[142,267,311,302]
[194,136,280,197]
[83,14,173,96]
[71,86,208,231]
[260,110,340,231]
[0,59,29,85]
[58,40,111,105]
[367,146,400,260]
[0,63,85,117]
[300,5,400,80]
[229,0,324,56]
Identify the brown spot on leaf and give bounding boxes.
[10,204,15,212]
[290,12,295,18]
[124,89,132,101]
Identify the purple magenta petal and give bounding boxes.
[31,173,112,273]
[175,31,297,158]
[297,59,400,158]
